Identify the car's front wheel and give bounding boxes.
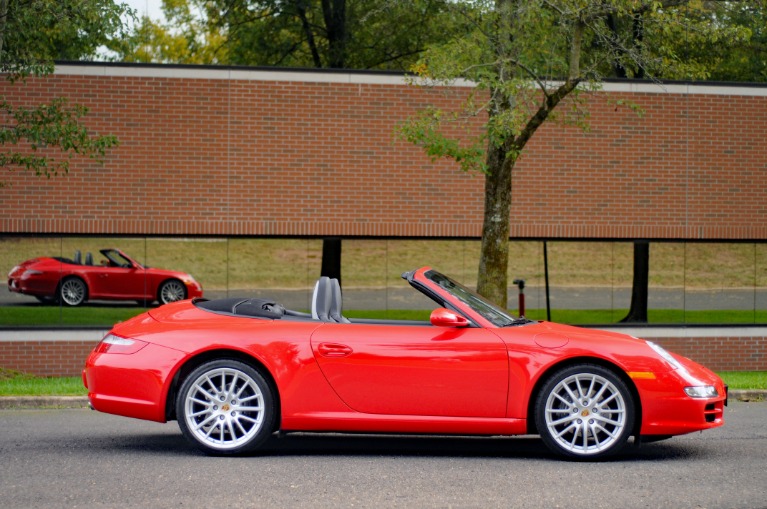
[59,277,87,306]
[534,364,635,460]
[158,279,186,305]
[176,360,276,455]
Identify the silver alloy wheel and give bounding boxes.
[159,279,186,304]
[60,278,86,306]
[182,367,266,451]
[543,372,628,456]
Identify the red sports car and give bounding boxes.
[8,248,203,306]
[83,267,726,460]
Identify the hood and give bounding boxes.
[494,319,671,374]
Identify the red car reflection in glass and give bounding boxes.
[83,267,725,460]
[8,248,202,306]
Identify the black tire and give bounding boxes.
[176,359,276,455]
[534,364,635,460]
[59,277,87,306]
[158,279,186,305]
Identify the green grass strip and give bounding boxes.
[0,306,145,327]
[0,369,86,396]
[718,371,767,390]
[3,306,767,327]
[1,367,764,397]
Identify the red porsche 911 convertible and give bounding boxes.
[8,248,203,306]
[83,267,726,460]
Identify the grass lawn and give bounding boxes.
[0,370,87,396]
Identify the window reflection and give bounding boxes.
[0,236,764,326]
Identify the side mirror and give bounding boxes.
[430,308,469,328]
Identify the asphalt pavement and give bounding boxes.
[1,402,765,509]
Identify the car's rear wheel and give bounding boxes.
[176,360,276,455]
[158,279,186,305]
[59,277,87,306]
[534,364,635,460]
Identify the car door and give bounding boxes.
[90,265,147,299]
[310,321,508,418]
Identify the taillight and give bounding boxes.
[94,333,148,355]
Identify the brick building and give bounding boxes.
[2,63,766,239]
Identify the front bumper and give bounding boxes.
[635,359,726,436]
[184,280,204,299]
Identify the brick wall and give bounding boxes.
[1,64,766,240]
[0,340,98,377]
[651,336,766,372]
[0,333,762,377]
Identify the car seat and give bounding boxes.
[329,278,351,324]
[311,276,332,321]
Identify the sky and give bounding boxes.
[122,0,165,22]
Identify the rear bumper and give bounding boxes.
[83,342,186,423]
[8,274,54,297]
[8,278,21,293]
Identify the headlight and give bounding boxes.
[22,269,43,278]
[646,341,685,371]
[684,386,719,398]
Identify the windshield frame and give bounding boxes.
[420,269,519,327]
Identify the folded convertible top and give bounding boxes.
[195,297,285,319]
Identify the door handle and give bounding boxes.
[317,343,353,357]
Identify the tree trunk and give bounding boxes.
[474,3,584,309]
[296,2,322,68]
[0,0,8,59]
[476,143,513,308]
[321,0,347,68]
[620,241,650,323]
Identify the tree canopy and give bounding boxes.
[111,0,474,70]
[0,0,129,182]
[399,0,759,307]
[113,0,767,80]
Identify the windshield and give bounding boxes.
[103,249,139,269]
[424,270,518,327]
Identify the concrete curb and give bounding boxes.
[0,391,764,410]
[730,390,766,402]
[0,396,90,409]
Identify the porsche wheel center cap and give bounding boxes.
[222,404,230,412]
[581,409,590,417]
